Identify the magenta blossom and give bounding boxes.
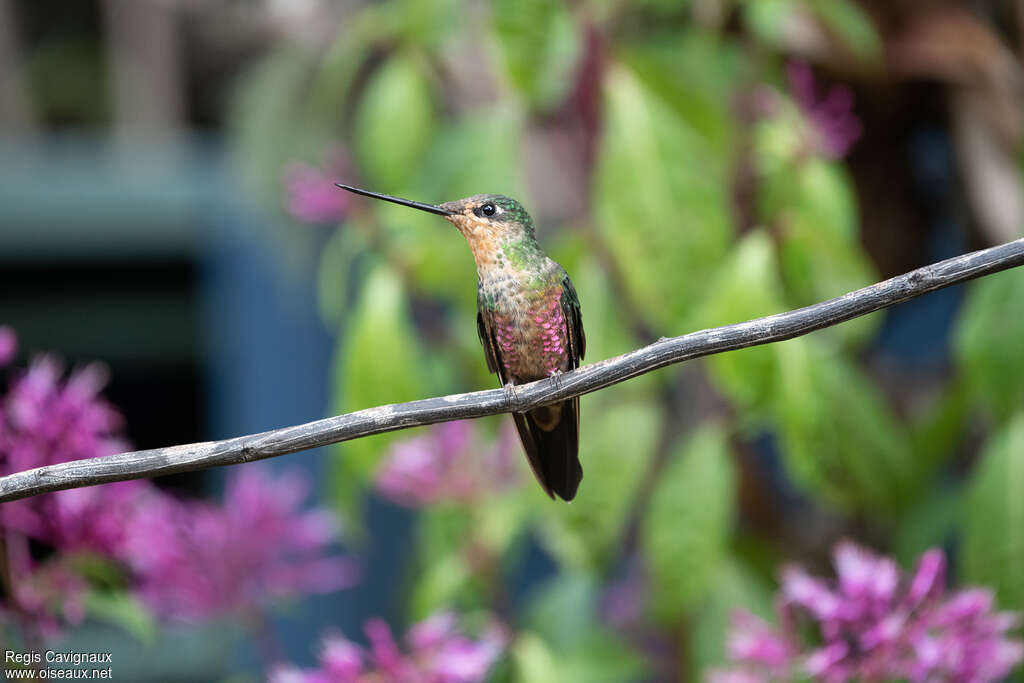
[269,610,508,683]
[0,334,358,639]
[709,541,1023,683]
[786,60,862,159]
[0,356,134,554]
[282,146,353,224]
[122,466,359,620]
[375,420,520,507]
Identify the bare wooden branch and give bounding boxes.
[2,238,1023,503]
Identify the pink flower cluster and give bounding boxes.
[121,468,359,621]
[786,60,862,159]
[282,147,353,224]
[375,420,520,507]
[270,611,507,683]
[0,330,355,635]
[1,355,135,554]
[710,541,1024,683]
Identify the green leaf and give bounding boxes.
[961,413,1024,610]
[317,226,370,328]
[893,484,961,568]
[538,399,660,569]
[475,491,533,553]
[83,591,158,646]
[953,267,1024,423]
[394,106,525,305]
[594,65,733,332]
[807,0,882,63]
[410,551,473,618]
[743,0,881,63]
[354,56,437,188]
[331,264,426,521]
[512,632,560,683]
[410,504,477,615]
[694,229,786,417]
[491,0,580,109]
[301,11,377,129]
[907,382,969,484]
[410,490,533,617]
[791,160,859,242]
[622,34,740,156]
[419,504,474,559]
[229,47,324,199]
[522,573,648,682]
[759,154,859,240]
[752,115,806,179]
[523,572,601,649]
[643,424,736,622]
[774,338,915,513]
[742,0,799,47]
[426,106,526,200]
[395,0,460,47]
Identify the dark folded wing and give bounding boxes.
[560,274,585,366]
[476,303,508,383]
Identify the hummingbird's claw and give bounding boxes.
[503,381,520,410]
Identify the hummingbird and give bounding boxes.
[337,184,586,501]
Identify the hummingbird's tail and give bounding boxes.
[513,396,583,502]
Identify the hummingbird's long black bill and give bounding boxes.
[336,184,454,216]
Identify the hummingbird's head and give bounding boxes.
[335,184,536,250]
[439,194,535,244]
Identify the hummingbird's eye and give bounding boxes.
[480,203,497,217]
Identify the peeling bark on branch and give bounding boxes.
[1,238,1023,504]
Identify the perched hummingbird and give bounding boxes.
[337,184,586,501]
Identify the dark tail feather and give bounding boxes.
[512,397,582,502]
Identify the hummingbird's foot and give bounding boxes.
[547,369,564,391]
[502,381,520,409]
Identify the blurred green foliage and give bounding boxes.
[227,0,1023,678]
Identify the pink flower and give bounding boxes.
[270,611,507,683]
[375,421,520,507]
[122,467,359,620]
[282,147,353,224]
[0,357,133,554]
[727,611,794,676]
[706,670,768,683]
[786,60,862,159]
[712,541,1024,683]
[320,635,364,679]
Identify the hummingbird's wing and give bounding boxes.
[476,304,508,383]
[559,274,586,365]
